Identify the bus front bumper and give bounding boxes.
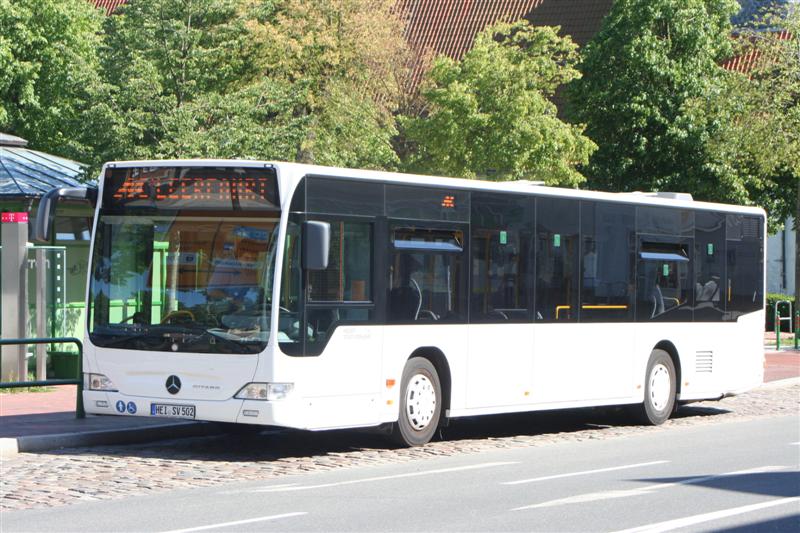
[82,390,294,426]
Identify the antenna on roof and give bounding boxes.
[625,191,694,202]
[506,180,546,187]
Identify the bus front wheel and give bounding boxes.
[392,357,442,447]
[634,349,676,425]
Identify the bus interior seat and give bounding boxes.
[389,285,422,321]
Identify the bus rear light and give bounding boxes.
[235,382,294,401]
[84,373,118,391]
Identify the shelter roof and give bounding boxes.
[0,135,86,198]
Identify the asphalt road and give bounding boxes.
[3,414,798,532]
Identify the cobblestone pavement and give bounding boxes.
[1,382,797,512]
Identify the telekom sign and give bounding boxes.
[1,212,29,224]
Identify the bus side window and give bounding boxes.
[470,193,533,323]
[580,201,634,322]
[636,242,692,322]
[535,197,579,322]
[389,228,467,323]
[694,211,726,321]
[726,215,763,320]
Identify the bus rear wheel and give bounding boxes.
[392,357,442,447]
[634,349,676,425]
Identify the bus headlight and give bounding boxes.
[235,382,294,401]
[84,373,118,392]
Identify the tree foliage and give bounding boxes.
[568,0,741,198]
[689,6,800,227]
[98,0,278,163]
[96,0,408,170]
[0,0,108,167]
[246,0,410,168]
[401,21,596,185]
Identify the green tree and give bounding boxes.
[247,0,410,169]
[99,0,409,170]
[0,0,108,168]
[697,6,799,303]
[401,21,596,185]
[568,0,741,199]
[693,7,800,226]
[98,0,281,163]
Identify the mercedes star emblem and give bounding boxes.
[166,375,181,395]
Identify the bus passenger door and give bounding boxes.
[280,217,382,404]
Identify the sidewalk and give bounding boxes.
[0,385,219,458]
[1,350,798,459]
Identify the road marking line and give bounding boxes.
[613,497,800,533]
[159,512,307,533]
[254,462,518,492]
[502,461,669,485]
[790,442,800,446]
[511,465,788,511]
[216,483,300,495]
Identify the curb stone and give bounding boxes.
[0,421,220,458]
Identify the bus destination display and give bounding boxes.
[104,167,278,210]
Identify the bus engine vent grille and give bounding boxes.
[695,351,713,373]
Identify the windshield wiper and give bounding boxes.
[98,329,166,349]
[168,325,260,353]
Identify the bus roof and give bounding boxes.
[101,159,767,218]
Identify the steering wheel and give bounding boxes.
[161,310,195,324]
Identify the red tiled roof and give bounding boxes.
[397,1,546,90]
[526,0,613,46]
[722,29,793,73]
[92,0,128,15]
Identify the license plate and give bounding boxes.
[150,403,196,419]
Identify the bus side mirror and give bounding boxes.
[33,186,98,243]
[302,221,330,271]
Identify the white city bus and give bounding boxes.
[36,160,766,446]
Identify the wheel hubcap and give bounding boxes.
[649,363,671,412]
[405,374,436,431]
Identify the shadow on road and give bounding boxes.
[710,513,800,532]
[633,471,800,498]
[35,401,733,463]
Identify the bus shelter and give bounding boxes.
[0,133,93,381]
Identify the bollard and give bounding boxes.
[795,310,799,350]
[774,301,793,351]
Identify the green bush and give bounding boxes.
[766,293,796,332]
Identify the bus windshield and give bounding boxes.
[88,166,280,354]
